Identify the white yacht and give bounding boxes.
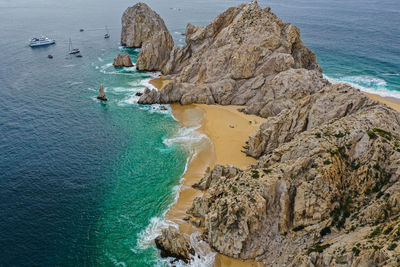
[29,36,56,47]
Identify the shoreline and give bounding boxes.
[148,78,400,266]
[149,78,265,266]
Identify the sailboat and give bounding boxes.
[68,38,80,54]
[97,84,108,101]
[104,26,110,39]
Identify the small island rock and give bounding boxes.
[120,2,174,71]
[113,53,133,67]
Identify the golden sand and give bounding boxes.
[165,103,265,266]
[150,77,400,266]
[149,76,169,91]
[363,92,400,112]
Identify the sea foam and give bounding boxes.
[324,75,400,99]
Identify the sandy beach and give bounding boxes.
[150,77,400,267]
[363,92,400,112]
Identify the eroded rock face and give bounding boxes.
[121,2,174,71]
[127,1,400,265]
[113,53,133,67]
[188,104,400,264]
[155,226,195,262]
[139,1,321,109]
[121,2,168,48]
[136,30,174,71]
[245,82,376,158]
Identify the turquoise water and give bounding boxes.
[0,0,399,266]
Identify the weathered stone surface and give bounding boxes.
[155,226,195,262]
[188,104,400,264]
[130,1,400,265]
[245,82,376,158]
[121,2,169,48]
[139,1,321,108]
[136,30,174,71]
[121,2,174,71]
[113,53,133,67]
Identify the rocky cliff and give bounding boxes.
[121,2,173,71]
[121,1,400,266]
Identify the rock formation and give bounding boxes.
[155,226,195,262]
[113,53,133,67]
[97,84,107,101]
[138,1,321,105]
[121,2,174,71]
[121,1,400,265]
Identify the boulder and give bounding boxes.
[155,226,195,262]
[121,2,169,48]
[113,53,133,67]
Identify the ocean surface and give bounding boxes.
[0,0,399,266]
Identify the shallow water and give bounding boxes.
[0,0,399,266]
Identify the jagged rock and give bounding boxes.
[113,53,133,67]
[127,1,400,265]
[121,2,169,48]
[138,88,160,104]
[246,82,376,158]
[121,2,174,71]
[97,84,108,101]
[188,104,400,263]
[193,165,240,191]
[139,1,321,108]
[136,30,174,71]
[155,226,195,262]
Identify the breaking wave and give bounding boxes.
[324,74,400,99]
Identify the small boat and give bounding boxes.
[48,54,53,59]
[68,38,80,54]
[80,29,84,32]
[75,53,82,57]
[104,26,110,39]
[97,84,108,101]
[29,36,55,47]
[181,32,186,36]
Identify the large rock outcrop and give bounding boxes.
[121,2,174,71]
[123,1,400,265]
[188,104,400,265]
[138,1,321,108]
[113,53,133,67]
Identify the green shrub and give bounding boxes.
[251,170,259,179]
[308,243,331,254]
[293,225,305,232]
[388,243,397,251]
[352,247,360,256]
[263,169,272,174]
[334,132,346,138]
[320,226,331,236]
[367,130,377,139]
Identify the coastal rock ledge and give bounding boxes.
[121,1,400,266]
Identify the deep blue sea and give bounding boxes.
[0,0,399,266]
